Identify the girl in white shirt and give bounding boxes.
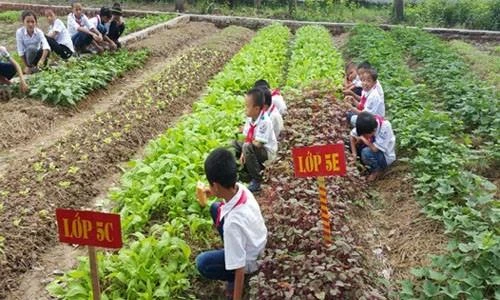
[45,9,74,59]
[68,2,104,53]
[15,10,51,74]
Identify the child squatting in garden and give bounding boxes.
[346,67,385,127]
[350,112,396,182]
[233,88,278,192]
[16,10,51,74]
[196,148,267,300]
[0,46,28,93]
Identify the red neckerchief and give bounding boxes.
[357,86,376,111]
[215,189,247,228]
[245,112,263,143]
[263,104,276,117]
[271,88,281,97]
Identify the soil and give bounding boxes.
[350,162,447,285]
[0,24,254,298]
[0,22,220,172]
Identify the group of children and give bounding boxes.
[194,66,397,298]
[344,61,396,182]
[0,2,125,94]
[194,80,287,299]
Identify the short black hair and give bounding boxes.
[259,86,272,107]
[100,7,112,18]
[356,112,378,135]
[204,148,237,189]
[364,68,378,82]
[21,10,37,22]
[254,79,270,89]
[357,61,372,70]
[247,88,264,109]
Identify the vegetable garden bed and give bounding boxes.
[0,24,253,298]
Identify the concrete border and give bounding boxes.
[1,1,499,41]
[186,14,500,41]
[120,15,189,46]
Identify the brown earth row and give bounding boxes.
[0,25,254,298]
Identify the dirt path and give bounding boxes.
[0,22,220,177]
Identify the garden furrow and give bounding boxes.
[48,24,289,299]
[0,25,254,298]
[0,22,220,158]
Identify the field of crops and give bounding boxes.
[0,5,498,300]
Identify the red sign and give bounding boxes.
[56,209,122,249]
[292,143,347,178]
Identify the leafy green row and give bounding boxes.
[391,28,499,143]
[28,50,148,105]
[47,24,291,299]
[286,25,344,88]
[345,25,499,300]
[123,14,175,35]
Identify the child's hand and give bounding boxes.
[196,182,211,207]
[240,153,245,165]
[19,80,28,93]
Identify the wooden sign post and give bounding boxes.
[292,143,347,245]
[56,209,123,300]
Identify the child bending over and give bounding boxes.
[0,46,28,93]
[346,67,385,127]
[89,7,117,51]
[350,112,396,182]
[233,88,278,192]
[108,2,126,48]
[343,62,362,97]
[196,148,267,300]
[16,10,51,74]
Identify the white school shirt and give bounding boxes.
[89,15,107,32]
[222,183,267,272]
[272,94,287,116]
[48,19,75,52]
[16,27,50,57]
[376,80,384,101]
[268,106,284,139]
[242,113,278,160]
[363,87,385,117]
[353,74,362,88]
[67,13,94,37]
[350,119,396,166]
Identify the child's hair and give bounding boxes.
[259,87,272,107]
[355,112,378,135]
[21,10,37,22]
[357,61,372,70]
[204,148,237,188]
[247,88,264,109]
[254,79,270,89]
[364,68,378,82]
[345,62,356,73]
[100,7,112,18]
[111,2,122,16]
[71,1,82,8]
[44,8,55,16]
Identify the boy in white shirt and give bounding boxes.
[68,2,104,54]
[260,87,283,139]
[196,148,267,300]
[89,7,117,51]
[254,79,287,116]
[233,88,277,192]
[45,9,74,59]
[350,112,396,182]
[346,68,385,127]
